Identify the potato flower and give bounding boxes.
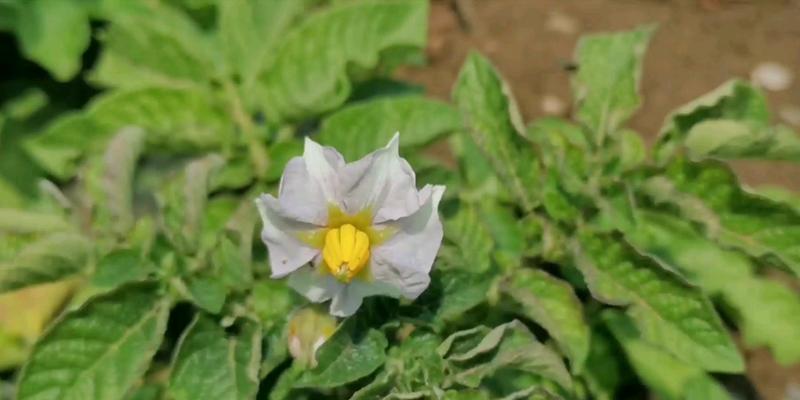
[256,134,445,317]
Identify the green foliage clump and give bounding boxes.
[1,1,799,399]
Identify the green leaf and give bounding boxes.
[0,232,91,294]
[250,280,296,329]
[0,208,70,234]
[434,269,493,323]
[541,170,580,223]
[258,0,428,121]
[502,269,590,373]
[318,95,460,160]
[573,231,743,372]
[627,211,800,365]
[1,88,48,120]
[655,80,769,163]
[684,120,800,161]
[444,205,493,273]
[478,202,524,268]
[218,0,312,83]
[572,26,654,143]
[185,277,228,314]
[525,117,589,194]
[294,319,388,389]
[89,88,233,151]
[92,249,153,290]
[355,333,446,398]
[664,158,800,277]
[603,310,731,400]
[265,140,303,182]
[23,113,103,181]
[15,0,90,81]
[16,282,170,400]
[453,52,540,211]
[580,329,621,400]
[211,235,253,292]
[90,2,215,88]
[25,88,232,180]
[168,316,261,400]
[722,277,800,365]
[440,321,572,391]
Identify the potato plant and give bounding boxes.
[1,1,799,399]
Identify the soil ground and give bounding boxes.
[398,1,800,398]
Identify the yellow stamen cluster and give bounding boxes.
[322,224,370,282]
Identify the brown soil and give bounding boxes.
[398,0,800,399]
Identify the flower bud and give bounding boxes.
[286,307,337,368]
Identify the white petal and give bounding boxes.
[256,194,321,278]
[303,136,345,205]
[287,264,344,303]
[274,138,344,225]
[370,185,445,299]
[277,157,328,225]
[341,133,420,223]
[329,279,401,317]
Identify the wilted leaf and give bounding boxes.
[161,155,225,252]
[440,321,572,391]
[92,127,146,235]
[684,120,800,161]
[168,316,261,400]
[0,280,77,369]
[16,282,170,400]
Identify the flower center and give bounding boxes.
[322,224,370,282]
